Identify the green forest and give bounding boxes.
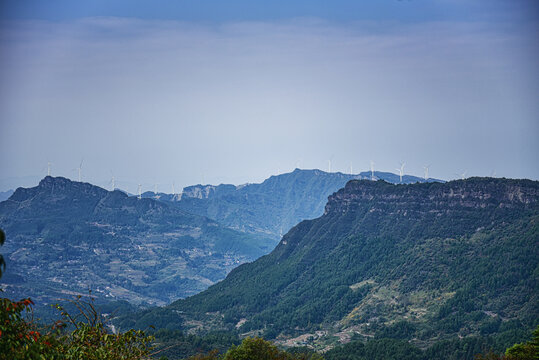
[123,179,538,348]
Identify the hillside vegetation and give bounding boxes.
[0,177,274,306]
[122,178,538,351]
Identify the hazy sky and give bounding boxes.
[1,1,538,191]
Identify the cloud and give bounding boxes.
[0,17,537,189]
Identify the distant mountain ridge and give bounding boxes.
[0,189,14,202]
[144,169,440,239]
[124,177,538,349]
[0,176,274,306]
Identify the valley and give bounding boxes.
[0,176,273,306]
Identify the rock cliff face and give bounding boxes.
[181,184,237,200]
[325,178,539,215]
[128,177,538,347]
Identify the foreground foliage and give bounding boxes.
[0,297,60,359]
[0,296,154,360]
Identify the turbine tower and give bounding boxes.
[47,162,52,176]
[111,175,115,191]
[77,160,83,182]
[172,182,175,196]
[370,160,375,181]
[154,183,161,199]
[395,162,405,183]
[423,165,431,181]
[138,184,142,200]
[328,159,331,173]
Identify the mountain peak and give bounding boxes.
[6,176,108,205]
[37,175,100,189]
[38,175,69,187]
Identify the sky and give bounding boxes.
[1,0,538,192]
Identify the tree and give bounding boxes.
[475,325,539,360]
[188,337,324,360]
[223,337,323,360]
[223,337,289,360]
[0,297,62,359]
[0,294,154,359]
[504,325,538,360]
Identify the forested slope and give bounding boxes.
[125,178,538,349]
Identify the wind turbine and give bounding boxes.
[454,171,467,180]
[138,184,142,200]
[47,162,52,176]
[370,160,375,181]
[172,182,175,196]
[395,162,405,183]
[350,162,353,175]
[76,160,83,182]
[154,183,161,199]
[327,155,335,173]
[110,175,115,191]
[423,165,431,181]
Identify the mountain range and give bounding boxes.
[0,170,428,308]
[0,176,274,306]
[144,169,436,240]
[0,189,14,202]
[122,177,538,351]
